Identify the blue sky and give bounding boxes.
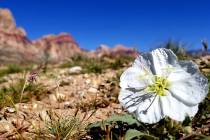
[0,0,210,51]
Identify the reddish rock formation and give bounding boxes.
[93,44,137,58]
[32,33,81,62]
[111,44,137,57]
[0,8,137,64]
[95,44,112,57]
[0,8,82,63]
[0,30,39,63]
[0,8,41,64]
[0,8,26,36]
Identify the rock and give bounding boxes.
[95,44,111,57]
[112,44,137,57]
[60,78,71,86]
[87,87,98,94]
[83,73,89,78]
[5,107,16,113]
[49,94,57,102]
[201,68,210,73]
[64,101,73,109]
[68,66,82,74]
[0,120,13,132]
[0,9,41,64]
[92,79,100,89]
[32,33,82,62]
[0,9,83,64]
[32,103,38,110]
[78,91,85,98]
[0,8,137,64]
[90,44,137,58]
[85,79,91,84]
[0,8,25,35]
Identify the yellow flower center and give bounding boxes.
[146,76,169,96]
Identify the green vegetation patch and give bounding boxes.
[0,64,33,78]
[60,55,135,73]
[0,78,49,109]
[33,111,87,140]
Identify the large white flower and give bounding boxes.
[118,48,209,124]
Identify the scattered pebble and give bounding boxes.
[68,66,82,74]
[87,87,98,94]
[5,107,16,113]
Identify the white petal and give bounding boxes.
[135,96,164,124]
[120,66,152,89]
[151,48,178,75]
[133,55,153,74]
[167,67,191,82]
[168,66,208,106]
[118,89,154,113]
[178,60,199,75]
[187,105,198,117]
[160,91,198,121]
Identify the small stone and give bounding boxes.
[5,107,16,113]
[201,68,210,73]
[83,74,89,78]
[33,103,38,109]
[85,79,91,84]
[64,101,73,109]
[87,87,98,94]
[0,120,13,132]
[59,69,67,75]
[49,94,57,102]
[68,66,82,74]
[92,79,100,89]
[78,91,85,98]
[60,79,70,86]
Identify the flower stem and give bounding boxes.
[143,95,157,114]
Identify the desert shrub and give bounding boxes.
[34,111,86,140]
[109,56,134,70]
[0,78,49,109]
[6,64,23,73]
[86,63,103,73]
[0,78,7,84]
[0,64,23,77]
[0,64,33,78]
[159,40,191,60]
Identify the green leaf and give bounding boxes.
[106,113,140,126]
[194,135,210,140]
[124,129,144,140]
[200,136,210,140]
[86,121,102,129]
[87,120,109,130]
[182,116,192,126]
[87,113,140,130]
[124,129,159,140]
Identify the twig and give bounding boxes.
[20,71,28,103]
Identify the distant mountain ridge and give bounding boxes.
[0,8,136,64]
